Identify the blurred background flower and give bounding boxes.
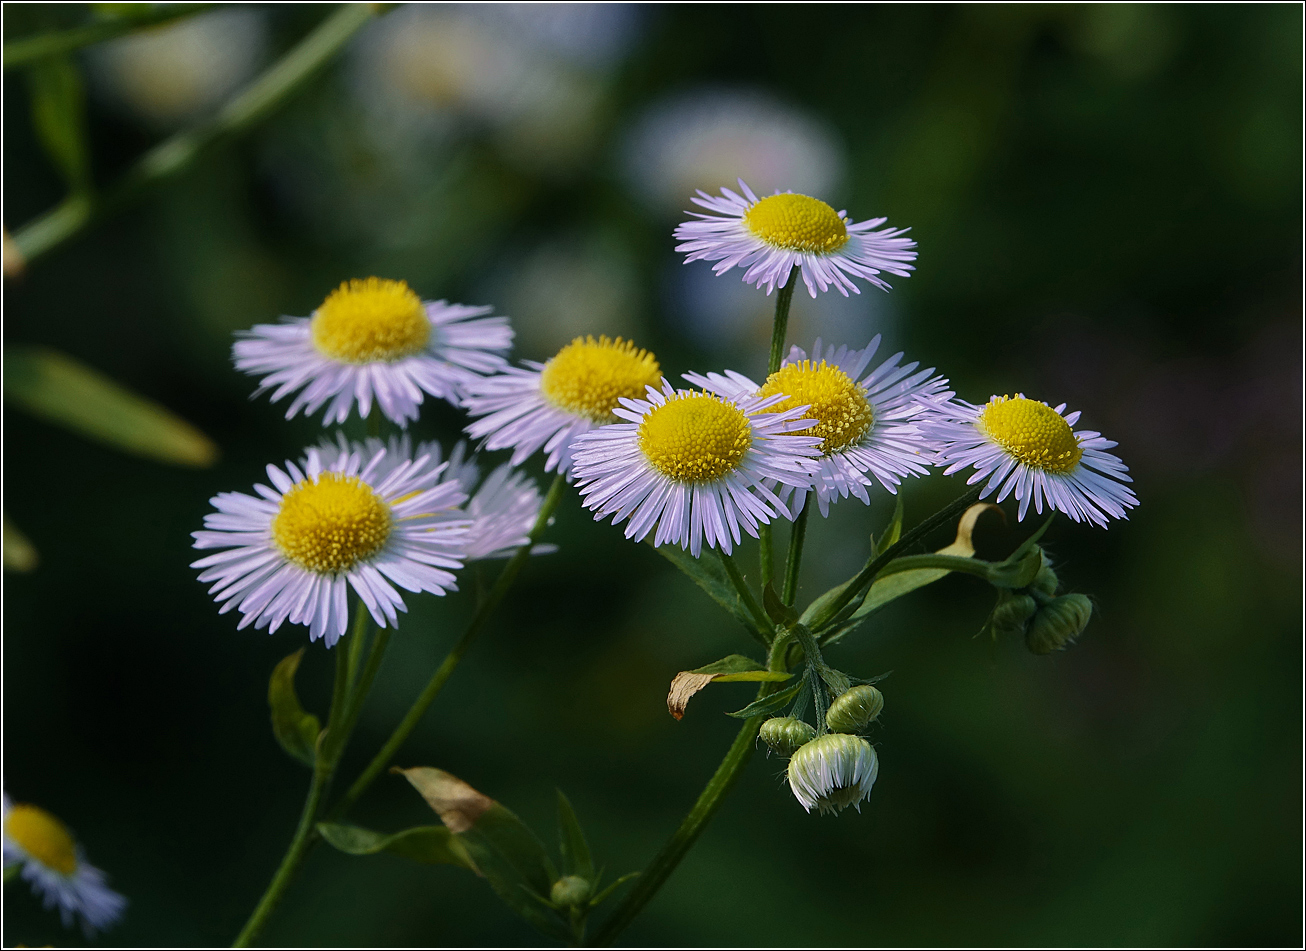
[3,4,1300,947]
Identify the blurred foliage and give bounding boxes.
[2,4,1300,947]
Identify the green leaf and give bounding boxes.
[763,582,798,626]
[26,54,90,193]
[821,502,1001,646]
[555,791,594,882]
[872,495,904,556]
[3,513,38,572]
[316,822,475,869]
[589,871,639,909]
[268,649,320,767]
[396,767,570,941]
[654,543,764,638]
[4,347,218,467]
[726,681,803,719]
[667,655,792,720]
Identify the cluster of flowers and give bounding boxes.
[196,181,1137,647]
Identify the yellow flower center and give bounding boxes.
[639,393,752,483]
[272,473,392,574]
[743,193,851,254]
[759,360,873,455]
[978,396,1083,474]
[5,804,77,876]
[310,277,431,363]
[539,336,663,422]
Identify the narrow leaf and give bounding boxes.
[395,766,567,939]
[268,649,320,767]
[589,871,639,908]
[726,681,803,719]
[26,54,90,192]
[873,495,905,556]
[556,791,594,882]
[763,582,798,626]
[3,513,38,572]
[4,347,218,467]
[316,822,475,870]
[667,655,791,720]
[654,543,763,637]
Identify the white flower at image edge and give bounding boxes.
[569,381,822,556]
[191,440,469,646]
[234,277,512,427]
[923,394,1138,528]
[3,793,126,936]
[674,178,917,297]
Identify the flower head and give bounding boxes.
[191,439,469,646]
[234,277,512,427]
[674,179,916,298]
[315,433,547,561]
[685,337,950,515]
[463,335,664,477]
[786,733,879,815]
[3,793,126,935]
[569,381,821,556]
[923,394,1138,528]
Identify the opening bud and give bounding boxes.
[760,716,817,757]
[988,592,1038,639]
[550,874,592,909]
[1026,593,1092,654]
[826,685,884,734]
[786,733,879,815]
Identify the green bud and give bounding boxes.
[1029,558,1059,598]
[550,874,591,908]
[989,593,1038,639]
[759,716,817,757]
[1025,594,1092,654]
[826,685,884,734]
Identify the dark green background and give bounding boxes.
[4,4,1301,946]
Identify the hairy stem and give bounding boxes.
[715,548,774,647]
[782,494,810,606]
[757,264,802,588]
[332,472,566,817]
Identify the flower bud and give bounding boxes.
[826,685,884,734]
[1029,559,1059,598]
[759,716,817,757]
[550,874,591,909]
[988,593,1037,639]
[1025,593,1092,655]
[786,733,879,815]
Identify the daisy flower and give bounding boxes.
[569,381,822,556]
[924,394,1138,528]
[463,335,664,477]
[685,337,951,515]
[3,793,126,935]
[673,178,917,298]
[191,440,469,647]
[234,277,512,427]
[315,433,548,561]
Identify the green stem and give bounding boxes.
[343,597,371,692]
[714,548,773,647]
[3,5,216,69]
[590,630,793,946]
[782,494,810,606]
[757,265,801,589]
[332,473,566,817]
[12,4,378,265]
[335,625,393,751]
[810,486,983,632]
[233,641,353,948]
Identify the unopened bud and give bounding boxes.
[1026,594,1092,654]
[550,874,591,908]
[989,593,1037,639]
[787,733,879,815]
[826,685,884,734]
[759,716,816,757]
[1029,559,1059,598]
